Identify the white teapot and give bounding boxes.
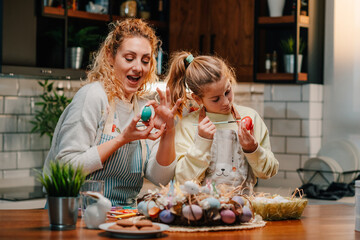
[83,191,112,229]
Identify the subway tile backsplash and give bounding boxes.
[0,76,81,188]
[262,83,324,188]
[0,75,324,190]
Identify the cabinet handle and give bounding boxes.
[199,34,205,54]
[210,34,216,54]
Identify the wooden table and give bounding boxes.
[0,204,358,240]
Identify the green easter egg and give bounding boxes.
[141,106,152,121]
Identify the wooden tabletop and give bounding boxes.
[0,204,358,240]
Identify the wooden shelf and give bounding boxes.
[256,73,308,82]
[258,15,309,26]
[42,7,167,28]
[43,6,65,16]
[67,9,110,21]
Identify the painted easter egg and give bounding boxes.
[137,200,157,217]
[182,204,203,221]
[239,206,253,223]
[232,196,245,207]
[141,106,152,122]
[220,209,236,224]
[148,206,160,218]
[159,209,175,224]
[241,116,253,130]
[201,197,221,209]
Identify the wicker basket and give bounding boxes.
[251,197,308,221]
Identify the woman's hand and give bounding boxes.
[197,107,216,139]
[237,121,258,153]
[120,113,166,142]
[146,87,182,131]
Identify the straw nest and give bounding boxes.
[250,189,308,221]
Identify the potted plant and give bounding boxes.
[67,26,102,69]
[37,161,86,230]
[280,36,306,73]
[30,80,72,143]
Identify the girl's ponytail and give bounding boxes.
[165,51,191,117]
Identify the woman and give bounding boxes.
[166,51,279,192]
[44,19,180,206]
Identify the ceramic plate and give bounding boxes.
[317,139,360,182]
[303,156,341,187]
[99,222,169,239]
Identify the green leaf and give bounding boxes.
[280,36,306,54]
[36,161,86,197]
[29,80,72,143]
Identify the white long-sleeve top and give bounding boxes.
[44,81,176,205]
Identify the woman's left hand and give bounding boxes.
[145,87,182,131]
[237,121,258,153]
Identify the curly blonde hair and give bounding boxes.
[86,18,160,102]
[165,51,236,117]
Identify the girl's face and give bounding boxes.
[112,37,152,100]
[194,76,234,114]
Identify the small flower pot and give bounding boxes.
[267,0,285,17]
[283,54,303,73]
[67,47,84,69]
[47,196,79,230]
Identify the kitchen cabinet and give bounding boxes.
[254,0,324,84]
[0,0,168,78]
[169,0,254,82]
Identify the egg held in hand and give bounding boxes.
[241,116,253,130]
[141,106,152,122]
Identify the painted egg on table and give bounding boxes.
[137,200,157,217]
[182,204,203,221]
[220,209,236,224]
[141,106,152,122]
[232,196,245,207]
[159,209,175,223]
[239,206,253,223]
[201,197,221,209]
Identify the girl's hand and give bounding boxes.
[146,87,182,131]
[198,107,216,139]
[237,121,258,153]
[120,113,166,142]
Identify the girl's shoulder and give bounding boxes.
[233,104,260,117]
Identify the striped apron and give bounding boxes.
[87,97,149,206]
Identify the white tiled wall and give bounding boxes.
[233,83,264,117]
[0,76,81,188]
[259,84,324,189]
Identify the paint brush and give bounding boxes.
[192,120,239,126]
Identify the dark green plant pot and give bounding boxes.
[47,196,79,230]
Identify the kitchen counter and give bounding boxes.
[0,204,357,240]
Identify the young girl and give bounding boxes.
[166,51,279,191]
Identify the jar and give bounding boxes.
[356,180,360,231]
[120,0,137,17]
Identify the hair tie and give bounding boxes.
[185,54,194,64]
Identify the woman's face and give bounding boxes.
[112,37,152,100]
[194,76,234,114]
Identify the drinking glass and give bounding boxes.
[80,180,105,217]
